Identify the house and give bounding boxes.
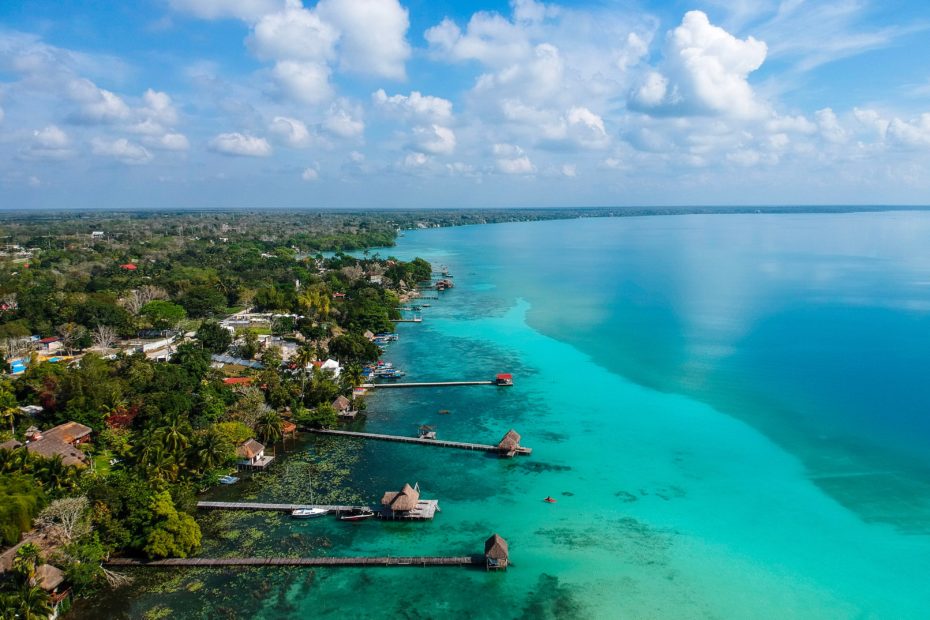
[19,405,44,416]
[222,377,255,387]
[120,263,138,271]
[90,231,104,239]
[497,429,522,458]
[363,330,375,341]
[380,483,420,517]
[26,421,92,467]
[35,563,72,613]
[495,373,514,386]
[236,438,273,469]
[0,439,22,451]
[484,534,510,571]
[369,275,383,285]
[320,358,341,377]
[332,292,346,300]
[332,395,356,419]
[38,337,62,353]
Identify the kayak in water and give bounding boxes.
[543,496,557,503]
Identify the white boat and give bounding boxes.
[291,508,327,519]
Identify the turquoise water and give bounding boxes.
[75,212,930,618]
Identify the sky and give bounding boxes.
[2,0,930,209]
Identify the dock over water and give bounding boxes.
[310,429,532,456]
[106,556,480,568]
[196,502,363,513]
[361,380,494,388]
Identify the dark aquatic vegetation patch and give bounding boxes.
[518,574,588,620]
[522,461,572,474]
[536,430,569,443]
[615,490,638,503]
[561,491,574,496]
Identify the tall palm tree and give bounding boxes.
[341,363,364,390]
[12,543,42,583]
[155,416,190,456]
[255,410,283,445]
[293,344,315,391]
[35,455,77,492]
[195,428,227,471]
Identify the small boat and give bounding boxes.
[340,508,376,521]
[218,475,239,485]
[291,508,327,519]
[422,304,431,308]
[543,496,557,503]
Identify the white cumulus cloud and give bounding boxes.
[633,11,768,119]
[144,132,190,151]
[412,124,456,155]
[317,0,411,79]
[301,166,319,181]
[373,89,453,123]
[209,132,272,157]
[269,116,312,147]
[323,104,364,138]
[91,137,153,164]
[272,60,332,104]
[68,78,131,123]
[248,4,338,61]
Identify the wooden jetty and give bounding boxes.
[394,318,422,323]
[104,534,510,571]
[309,429,532,456]
[361,380,494,388]
[196,502,363,513]
[106,556,479,568]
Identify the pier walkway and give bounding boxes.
[310,429,532,455]
[106,556,479,568]
[196,502,363,513]
[361,380,494,388]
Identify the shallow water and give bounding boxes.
[74,212,930,618]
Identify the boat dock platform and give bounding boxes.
[362,380,494,388]
[394,318,422,323]
[310,429,532,456]
[196,500,441,520]
[106,555,479,568]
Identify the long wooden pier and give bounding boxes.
[394,318,422,323]
[310,429,532,455]
[196,502,363,513]
[361,380,494,388]
[106,556,479,568]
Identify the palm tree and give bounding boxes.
[255,410,283,445]
[0,384,18,435]
[293,344,315,391]
[35,455,78,492]
[15,584,54,620]
[12,543,42,583]
[155,416,190,456]
[341,363,364,390]
[195,428,227,471]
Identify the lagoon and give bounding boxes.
[76,211,930,618]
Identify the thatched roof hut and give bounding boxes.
[381,483,420,512]
[26,436,88,467]
[0,439,22,451]
[34,564,65,591]
[498,429,521,451]
[484,534,509,570]
[237,439,265,459]
[332,395,351,412]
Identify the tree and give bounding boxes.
[35,496,90,545]
[193,427,231,471]
[11,584,53,620]
[0,381,18,434]
[195,320,232,353]
[238,329,259,360]
[92,324,118,349]
[56,322,87,355]
[144,491,201,559]
[154,415,190,456]
[12,543,42,583]
[141,300,187,330]
[179,285,227,318]
[254,410,283,445]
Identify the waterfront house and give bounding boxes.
[35,563,71,612]
[237,438,273,470]
[381,483,420,517]
[497,429,522,458]
[332,394,356,419]
[495,373,514,386]
[484,534,509,570]
[363,330,375,341]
